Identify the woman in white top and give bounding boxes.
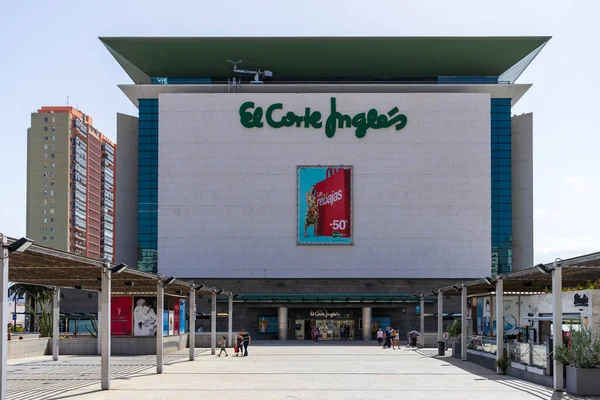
[377,328,384,346]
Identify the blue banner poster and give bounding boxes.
[179,300,186,333]
[371,317,392,338]
[163,310,169,335]
[258,316,278,333]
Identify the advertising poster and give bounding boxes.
[133,297,158,337]
[111,297,133,336]
[163,310,169,335]
[477,297,483,335]
[297,166,352,245]
[483,297,491,336]
[168,311,174,336]
[371,317,392,336]
[179,300,186,333]
[173,299,180,335]
[258,316,278,333]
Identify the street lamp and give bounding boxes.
[6,237,34,253]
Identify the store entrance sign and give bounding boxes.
[309,310,341,318]
[239,97,407,138]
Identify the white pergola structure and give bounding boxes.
[1,234,235,400]
[428,251,600,392]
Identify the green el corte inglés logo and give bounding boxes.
[239,97,407,139]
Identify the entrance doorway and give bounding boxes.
[296,319,355,340]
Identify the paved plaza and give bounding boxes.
[5,344,592,400]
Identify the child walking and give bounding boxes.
[218,335,228,357]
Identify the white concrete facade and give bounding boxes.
[157,93,492,279]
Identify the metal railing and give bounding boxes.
[466,335,498,354]
[507,342,549,369]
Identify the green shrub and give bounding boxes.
[447,319,461,339]
[554,327,600,368]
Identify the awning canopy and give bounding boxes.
[432,251,600,298]
[4,236,230,298]
[219,293,437,304]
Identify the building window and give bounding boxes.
[50,182,54,186]
[43,236,46,241]
[50,218,54,223]
[43,172,47,178]
[51,144,55,150]
[43,190,47,195]
[50,172,54,177]
[44,181,48,187]
[50,208,54,214]
[51,163,55,168]
[43,227,47,233]
[44,136,48,141]
[51,127,55,132]
[44,154,48,159]
[43,218,47,223]
[50,237,54,241]
[51,154,55,159]
[50,227,54,233]
[44,144,48,150]
[43,199,47,205]
[44,163,48,169]
[52,117,56,123]
[44,127,48,132]
[50,190,54,196]
[44,117,48,122]
[51,136,55,141]
[43,209,47,214]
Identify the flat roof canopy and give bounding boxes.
[221,294,437,304]
[100,36,550,82]
[432,251,600,298]
[5,237,228,297]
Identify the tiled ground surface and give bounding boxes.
[5,345,598,400]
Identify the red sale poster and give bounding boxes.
[173,299,180,335]
[315,168,351,238]
[111,297,133,336]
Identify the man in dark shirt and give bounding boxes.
[241,329,251,357]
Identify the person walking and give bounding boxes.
[312,325,320,345]
[218,335,228,357]
[241,329,251,357]
[377,328,384,347]
[391,328,397,350]
[346,325,351,340]
[234,332,243,356]
[384,327,392,349]
[443,330,450,350]
[340,325,345,340]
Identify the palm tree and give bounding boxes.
[8,284,53,332]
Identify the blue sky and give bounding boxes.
[0,0,598,263]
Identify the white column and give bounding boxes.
[438,290,444,342]
[211,292,217,355]
[97,291,102,355]
[156,282,164,374]
[278,307,288,340]
[552,263,563,391]
[495,276,504,374]
[100,263,111,390]
[228,296,233,346]
[189,288,195,361]
[362,306,372,340]
[419,295,425,348]
[52,287,60,361]
[461,285,468,361]
[1,235,9,400]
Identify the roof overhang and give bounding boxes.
[119,83,531,109]
[100,36,550,83]
[3,236,232,298]
[219,294,437,304]
[433,251,600,297]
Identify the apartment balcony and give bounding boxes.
[73,241,86,250]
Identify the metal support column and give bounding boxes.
[419,295,425,348]
[52,287,60,361]
[552,263,563,391]
[97,291,102,355]
[278,307,288,340]
[495,276,504,374]
[437,290,444,341]
[211,291,217,355]
[1,235,9,400]
[100,262,111,390]
[228,295,233,346]
[461,285,468,361]
[362,306,372,340]
[156,281,164,374]
[189,288,195,361]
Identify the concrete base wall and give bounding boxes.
[7,335,190,359]
[7,338,50,360]
[466,350,552,387]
